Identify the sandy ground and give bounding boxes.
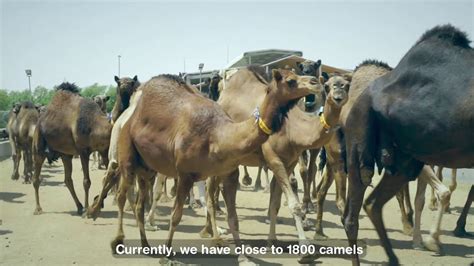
[0,156,472,265]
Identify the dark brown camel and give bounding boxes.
[342,25,473,265]
[110,68,320,257]
[7,103,21,180]
[111,75,138,123]
[32,82,112,215]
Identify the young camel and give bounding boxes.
[111,68,320,256]
[200,72,349,252]
[32,83,112,215]
[7,103,21,180]
[13,102,40,183]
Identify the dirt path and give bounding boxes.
[0,157,472,265]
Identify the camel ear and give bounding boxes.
[272,69,282,82]
[296,62,303,72]
[343,73,353,83]
[114,76,120,83]
[133,75,138,82]
[105,96,110,102]
[315,59,322,68]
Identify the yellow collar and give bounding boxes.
[320,114,332,130]
[258,118,272,135]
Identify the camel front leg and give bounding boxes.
[62,155,83,215]
[87,161,119,219]
[299,151,315,214]
[268,176,282,243]
[13,149,22,181]
[418,166,450,253]
[262,143,306,243]
[396,184,413,236]
[136,176,150,248]
[314,165,333,240]
[80,152,92,209]
[446,169,457,212]
[453,185,473,237]
[242,166,252,186]
[146,173,166,230]
[413,173,428,249]
[23,147,33,183]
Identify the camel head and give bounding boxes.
[93,95,110,114]
[296,59,322,77]
[11,103,21,114]
[270,69,324,105]
[111,75,139,122]
[324,74,352,108]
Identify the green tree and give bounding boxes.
[33,86,55,105]
[0,89,10,111]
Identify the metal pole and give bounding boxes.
[118,55,121,76]
[199,70,202,92]
[28,76,31,95]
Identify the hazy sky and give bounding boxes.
[1,0,472,91]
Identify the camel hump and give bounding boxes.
[76,99,103,136]
[416,24,471,48]
[55,82,80,94]
[355,59,392,72]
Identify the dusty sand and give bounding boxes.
[0,156,472,265]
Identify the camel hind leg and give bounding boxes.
[363,171,410,265]
[314,165,333,240]
[13,149,22,181]
[32,151,45,215]
[396,184,414,236]
[80,152,92,209]
[146,173,166,230]
[166,174,194,251]
[62,155,84,215]
[135,173,151,248]
[453,185,473,237]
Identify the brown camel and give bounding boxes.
[92,95,111,169]
[32,82,112,215]
[110,68,321,255]
[7,103,21,180]
[312,60,392,239]
[201,71,349,253]
[13,101,40,183]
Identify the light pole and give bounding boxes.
[25,69,32,98]
[198,63,204,92]
[118,55,121,76]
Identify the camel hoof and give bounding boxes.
[217,226,228,236]
[86,206,101,220]
[453,227,473,238]
[313,231,328,240]
[33,207,43,215]
[160,195,172,203]
[298,254,318,264]
[302,218,314,231]
[11,174,19,180]
[199,227,212,238]
[422,237,441,254]
[111,236,124,254]
[190,201,202,209]
[263,187,270,193]
[242,175,252,186]
[145,224,159,231]
[76,205,84,215]
[402,225,414,236]
[428,202,438,211]
[216,209,226,216]
[306,201,316,214]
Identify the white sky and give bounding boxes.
[1,0,473,90]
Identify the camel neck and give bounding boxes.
[321,101,342,130]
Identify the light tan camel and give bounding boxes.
[13,102,40,183]
[110,68,321,256]
[7,103,21,180]
[429,166,457,212]
[32,82,112,215]
[200,72,349,253]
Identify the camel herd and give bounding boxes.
[5,24,473,265]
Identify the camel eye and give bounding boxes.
[287,79,297,86]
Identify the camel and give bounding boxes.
[12,101,40,183]
[342,25,473,265]
[429,166,457,212]
[86,76,141,218]
[31,82,112,215]
[7,103,21,180]
[200,70,349,254]
[111,75,138,123]
[93,95,110,114]
[110,68,321,257]
[208,71,221,101]
[93,95,111,169]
